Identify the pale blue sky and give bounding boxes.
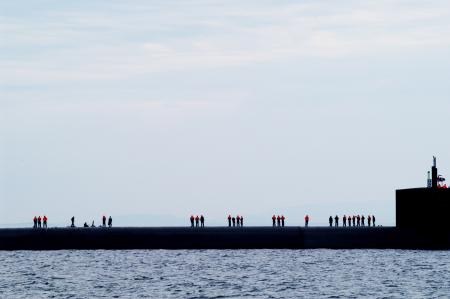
[1,0,450,226]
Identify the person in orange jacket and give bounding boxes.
[43,215,48,228]
[272,215,276,227]
[305,215,309,227]
[281,215,285,227]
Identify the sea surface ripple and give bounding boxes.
[1,250,449,298]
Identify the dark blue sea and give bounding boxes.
[1,250,449,298]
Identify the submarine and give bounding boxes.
[0,157,449,250]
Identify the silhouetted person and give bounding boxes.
[236,215,240,227]
[372,215,376,226]
[329,216,333,227]
[334,215,339,227]
[272,215,276,227]
[357,215,361,227]
[190,215,194,227]
[84,222,89,228]
[281,215,285,227]
[228,215,231,227]
[33,216,37,228]
[240,216,244,227]
[43,215,48,228]
[200,215,205,227]
[195,215,199,227]
[368,215,372,227]
[108,216,112,227]
[305,215,309,227]
[277,215,281,227]
[102,215,106,227]
[232,217,236,227]
[343,215,347,227]
[38,216,42,228]
[71,216,75,227]
[361,215,365,226]
[352,215,356,226]
[91,221,95,227]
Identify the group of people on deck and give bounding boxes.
[190,215,205,227]
[228,215,244,227]
[329,215,376,227]
[33,216,48,228]
[272,215,286,227]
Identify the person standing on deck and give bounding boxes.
[305,215,309,227]
[272,215,276,227]
[352,215,356,226]
[236,215,240,227]
[33,216,37,228]
[108,216,112,227]
[334,215,339,227]
[71,216,75,227]
[368,215,372,227]
[281,215,285,227]
[361,215,365,226]
[329,216,333,227]
[277,215,281,227]
[43,215,48,228]
[190,215,194,227]
[232,216,236,227]
[372,215,376,226]
[195,215,199,227]
[200,215,205,227]
[240,216,244,227]
[102,215,106,227]
[228,215,231,227]
[357,215,361,227]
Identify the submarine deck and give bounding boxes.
[1,227,449,250]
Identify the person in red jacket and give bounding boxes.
[37,216,42,228]
[272,215,276,227]
[190,215,194,227]
[277,215,281,227]
[305,215,309,227]
[195,215,199,227]
[43,215,48,228]
[33,216,37,228]
[281,215,285,227]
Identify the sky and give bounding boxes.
[1,0,450,227]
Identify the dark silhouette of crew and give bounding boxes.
[281,215,285,227]
[357,215,361,227]
[236,215,240,227]
[277,215,281,227]
[352,215,356,226]
[361,215,365,226]
[228,215,231,227]
[368,215,372,227]
[37,216,42,228]
[33,216,37,228]
[71,216,75,227]
[108,216,112,227]
[334,215,339,227]
[305,215,309,227]
[200,215,205,227]
[43,215,48,228]
[329,216,333,227]
[195,215,199,227]
[272,215,276,227]
[190,215,194,227]
[372,215,376,226]
[102,215,107,227]
[343,215,347,227]
[232,216,236,227]
[240,216,244,227]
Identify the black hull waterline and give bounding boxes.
[1,227,449,250]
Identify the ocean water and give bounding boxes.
[0,250,449,298]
